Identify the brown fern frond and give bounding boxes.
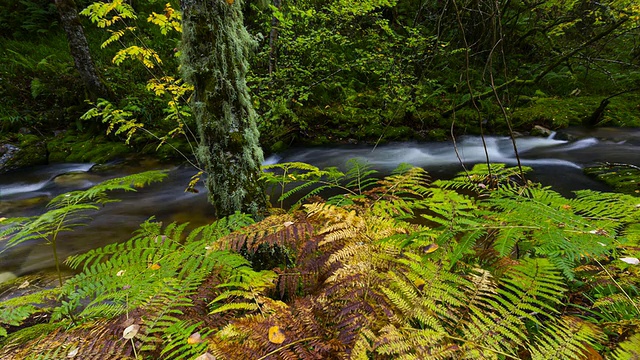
[209,297,340,359]
[213,213,314,256]
[1,319,135,359]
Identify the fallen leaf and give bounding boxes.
[268,325,285,344]
[226,0,234,4]
[123,324,140,339]
[194,353,216,360]
[188,332,203,344]
[283,221,294,227]
[17,280,30,289]
[67,347,79,358]
[149,263,161,270]
[620,257,640,265]
[422,244,439,254]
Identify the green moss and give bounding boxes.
[511,94,640,130]
[427,128,449,141]
[47,131,130,164]
[270,140,287,153]
[5,134,48,169]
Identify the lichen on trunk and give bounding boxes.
[180,0,267,218]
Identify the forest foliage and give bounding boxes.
[1,1,639,356]
[1,162,639,359]
[1,0,639,152]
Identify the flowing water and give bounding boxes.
[1,127,639,276]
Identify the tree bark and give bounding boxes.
[181,0,268,218]
[54,0,109,100]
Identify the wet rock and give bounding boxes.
[530,125,553,138]
[0,135,48,172]
[0,143,20,171]
[0,272,17,284]
[551,131,578,141]
[0,196,50,214]
[52,172,100,187]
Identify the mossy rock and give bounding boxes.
[427,128,449,141]
[510,95,640,129]
[47,131,130,164]
[1,134,48,171]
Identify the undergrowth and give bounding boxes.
[0,161,639,359]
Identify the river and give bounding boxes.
[1,127,639,277]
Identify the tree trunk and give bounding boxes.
[54,0,109,100]
[180,0,268,218]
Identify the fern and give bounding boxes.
[4,162,639,358]
[0,170,167,289]
[0,214,263,358]
[610,333,640,359]
[261,161,348,208]
[435,163,532,193]
[528,316,605,360]
[0,288,60,338]
[483,185,621,279]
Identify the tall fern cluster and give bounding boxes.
[1,162,639,359]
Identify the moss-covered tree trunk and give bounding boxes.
[54,0,109,100]
[180,0,268,218]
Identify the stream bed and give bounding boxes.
[1,127,639,277]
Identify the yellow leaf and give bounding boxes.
[226,0,234,4]
[422,244,439,254]
[149,263,161,270]
[268,325,285,344]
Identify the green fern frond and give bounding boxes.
[610,333,640,360]
[571,190,640,223]
[0,288,61,337]
[435,163,532,192]
[344,158,379,195]
[54,215,260,330]
[530,316,604,360]
[486,186,618,278]
[209,270,278,314]
[159,321,211,359]
[529,316,605,360]
[458,259,565,357]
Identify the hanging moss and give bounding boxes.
[181,0,267,218]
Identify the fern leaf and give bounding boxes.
[610,333,640,360]
[529,316,605,360]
